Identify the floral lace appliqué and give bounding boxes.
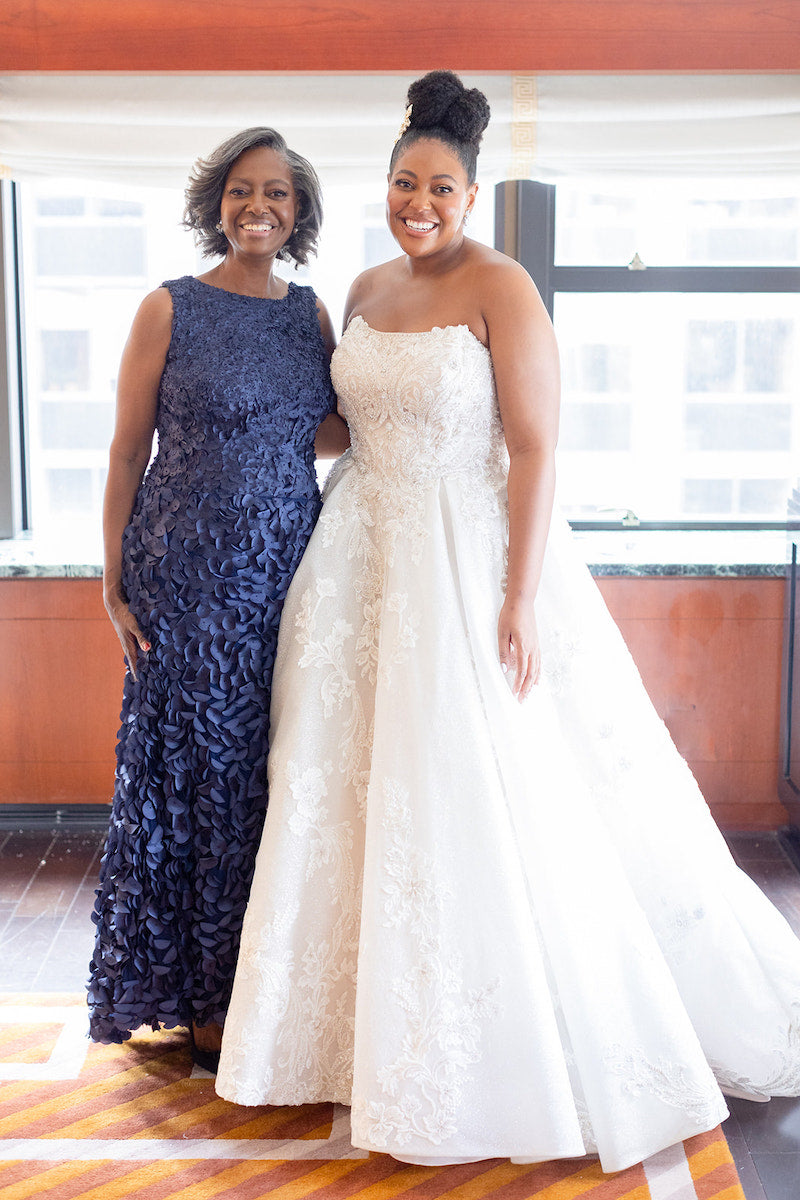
[711,1001,800,1098]
[331,319,509,591]
[605,1043,723,1127]
[351,778,501,1150]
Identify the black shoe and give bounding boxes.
[189,1026,220,1073]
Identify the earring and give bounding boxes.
[215,221,223,233]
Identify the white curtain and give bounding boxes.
[0,74,510,187]
[531,75,800,179]
[1,73,799,188]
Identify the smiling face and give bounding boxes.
[386,137,478,260]
[218,145,297,260]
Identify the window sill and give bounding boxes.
[572,528,789,577]
[0,528,790,580]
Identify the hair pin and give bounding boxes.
[394,104,413,145]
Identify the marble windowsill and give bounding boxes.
[0,527,791,579]
[570,529,790,578]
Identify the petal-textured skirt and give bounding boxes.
[88,494,319,1043]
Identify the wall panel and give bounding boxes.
[2,0,799,71]
[596,576,787,830]
[0,575,788,829]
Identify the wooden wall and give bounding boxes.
[597,576,787,830]
[0,574,788,829]
[2,0,799,71]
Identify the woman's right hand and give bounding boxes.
[104,583,150,680]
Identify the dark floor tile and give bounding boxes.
[35,931,95,991]
[0,902,17,939]
[751,1152,800,1199]
[726,834,794,866]
[0,928,65,989]
[729,1097,800,1154]
[61,885,100,933]
[742,861,800,891]
[15,880,76,919]
[5,831,104,918]
[0,913,64,969]
[723,1112,770,1200]
[0,831,56,902]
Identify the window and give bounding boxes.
[6,169,794,553]
[510,179,800,525]
[41,330,90,392]
[16,178,200,556]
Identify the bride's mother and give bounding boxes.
[88,126,348,1068]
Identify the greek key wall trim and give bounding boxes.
[510,75,537,179]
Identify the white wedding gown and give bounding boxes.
[216,315,800,1172]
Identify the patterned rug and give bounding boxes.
[0,994,745,1199]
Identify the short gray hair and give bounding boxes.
[183,127,323,266]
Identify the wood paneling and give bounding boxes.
[2,0,799,72]
[0,574,789,828]
[596,576,787,829]
[0,580,123,806]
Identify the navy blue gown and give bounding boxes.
[88,276,336,1043]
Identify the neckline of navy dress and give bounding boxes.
[187,276,300,303]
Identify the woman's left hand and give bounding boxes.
[498,598,541,701]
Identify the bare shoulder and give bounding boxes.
[132,286,174,338]
[343,258,404,326]
[463,249,550,344]
[466,244,540,306]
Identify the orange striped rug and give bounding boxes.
[0,994,745,1200]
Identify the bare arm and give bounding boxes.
[103,287,172,678]
[341,272,368,332]
[314,296,350,457]
[484,261,560,700]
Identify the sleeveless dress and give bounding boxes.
[87,276,336,1044]
[216,317,800,1172]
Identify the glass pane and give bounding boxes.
[555,182,800,267]
[36,227,147,277]
[554,292,800,522]
[20,178,200,559]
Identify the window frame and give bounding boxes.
[0,180,29,538]
[494,179,800,532]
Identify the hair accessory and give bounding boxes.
[394,104,413,145]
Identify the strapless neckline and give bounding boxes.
[348,313,489,354]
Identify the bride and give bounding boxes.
[216,70,800,1172]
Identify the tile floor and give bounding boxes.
[0,818,799,1200]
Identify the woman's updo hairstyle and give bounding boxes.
[389,71,490,186]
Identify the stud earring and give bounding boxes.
[215,221,223,233]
